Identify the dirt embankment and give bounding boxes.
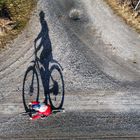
[105,0,140,33]
[0,0,37,50]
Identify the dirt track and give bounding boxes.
[0,0,140,139]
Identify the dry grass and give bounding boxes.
[0,0,37,50]
[105,0,140,33]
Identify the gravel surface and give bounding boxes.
[0,0,140,139]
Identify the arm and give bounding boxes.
[34,32,42,44]
[34,32,42,55]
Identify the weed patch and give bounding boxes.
[0,0,37,50]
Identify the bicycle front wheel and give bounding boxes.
[48,65,64,110]
[22,66,39,112]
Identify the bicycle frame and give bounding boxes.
[32,43,63,73]
[31,43,63,96]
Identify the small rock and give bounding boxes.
[69,9,82,20]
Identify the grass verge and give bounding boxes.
[0,0,37,50]
[105,0,140,33]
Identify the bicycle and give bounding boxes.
[22,43,65,115]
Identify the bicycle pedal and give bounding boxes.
[21,112,28,116]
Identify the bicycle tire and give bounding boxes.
[22,66,39,112]
[48,65,64,110]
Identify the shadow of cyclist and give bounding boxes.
[34,11,53,104]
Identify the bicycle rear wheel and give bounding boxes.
[48,65,64,110]
[22,66,39,112]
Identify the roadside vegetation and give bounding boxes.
[0,0,37,50]
[105,0,140,33]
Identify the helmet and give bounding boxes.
[39,104,52,116]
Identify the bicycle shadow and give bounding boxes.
[23,11,64,112]
[34,11,64,107]
[34,11,53,104]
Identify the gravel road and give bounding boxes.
[0,0,140,139]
